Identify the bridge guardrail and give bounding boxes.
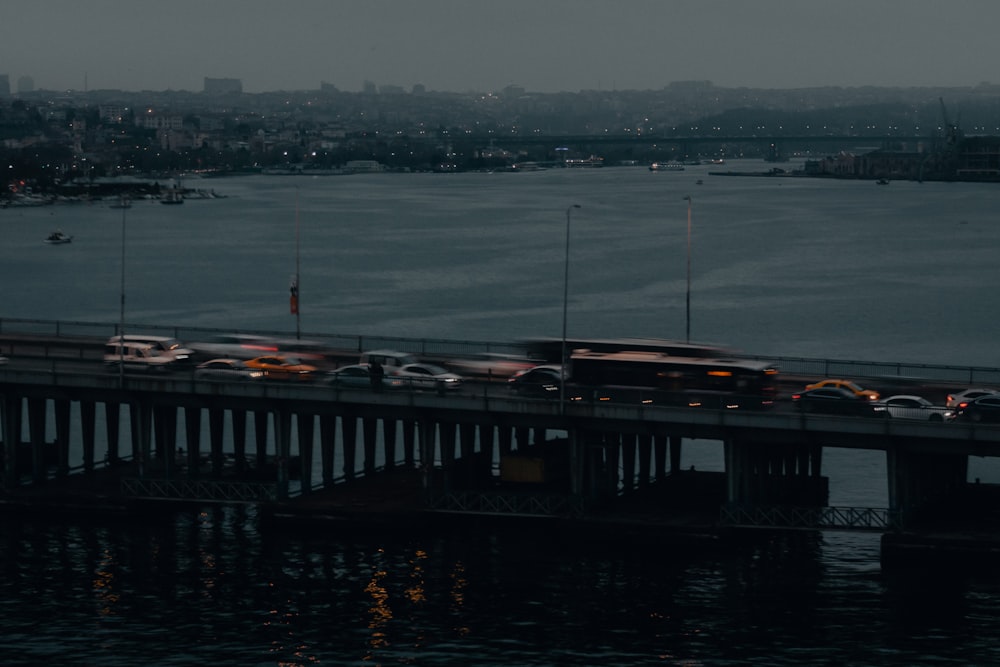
[2,317,999,389]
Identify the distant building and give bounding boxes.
[99,105,128,124]
[0,75,9,96]
[203,77,242,94]
[411,83,426,95]
[362,80,377,95]
[379,84,404,94]
[320,81,339,93]
[17,76,34,94]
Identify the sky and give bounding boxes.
[2,0,999,94]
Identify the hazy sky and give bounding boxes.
[3,0,999,94]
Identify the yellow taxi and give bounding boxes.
[803,379,879,400]
[244,355,318,381]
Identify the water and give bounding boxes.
[3,163,1000,665]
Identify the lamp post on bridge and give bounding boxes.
[683,194,692,343]
[561,204,581,411]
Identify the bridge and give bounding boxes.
[2,320,1000,563]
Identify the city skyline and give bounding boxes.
[2,0,999,94]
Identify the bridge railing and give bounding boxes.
[3,317,1000,388]
[721,503,903,531]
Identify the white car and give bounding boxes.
[945,388,998,408]
[107,335,194,365]
[393,363,464,392]
[882,395,954,422]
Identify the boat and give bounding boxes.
[44,230,72,244]
[649,162,685,172]
[564,155,605,168]
[876,178,890,185]
[109,195,132,209]
[160,188,184,205]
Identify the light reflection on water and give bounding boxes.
[3,166,1000,663]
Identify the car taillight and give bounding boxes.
[791,393,801,400]
[958,402,969,409]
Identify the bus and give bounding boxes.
[520,336,733,363]
[568,350,779,410]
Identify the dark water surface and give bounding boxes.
[3,164,1000,664]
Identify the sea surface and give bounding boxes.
[2,163,1000,665]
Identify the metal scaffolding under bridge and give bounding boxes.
[721,504,902,532]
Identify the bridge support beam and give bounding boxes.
[80,400,96,473]
[1,394,22,488]
[341,412,357,479]
[319,414,336,487]
[297,413,314,493]
[53,399,70,478]
[27,397,46,484]
[184,406,202,477]
[129,401,153,478]
[887,446,968,524]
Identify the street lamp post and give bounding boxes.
[118,204,126,386]
[561,204,581,410]
[683,195,692,343]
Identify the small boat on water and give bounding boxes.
[649,162,685,172]
[876,178,890,185]
[109,195,132,209]
[160,188,184,205]
[44,230,72,244]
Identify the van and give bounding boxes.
[359,349,418,371]
[107,335,195,365]
[103,341,177,371]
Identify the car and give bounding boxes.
[327,364,405,390]
[803,379,880,400]
[882,395,954,422]
[392,363,463,392]
[445,352,536,380]
[107,334,195,365]
[953,394,1000,423]
[359,349,419,372]
[945,387,998,408]
[507,364,566,398]
[791,387,888,417]
[194,358,265,381]
[187,333,279,359]
[103,340,178,372]
[244,355,317,381]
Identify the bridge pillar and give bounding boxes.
[53,399,71,478]
[478,424,495,481]
[129,401,153,479]
[669,435,682,473]
[184,406,202,477]
[383,418,398,470]
[887,447,968,523]
[232,409,247,472]
[254,410,269,469]
[401,419,417,468]
[515,427,530,451]
[362,417,378,476]
[637,433,652,488]
[296,413,314,493]
[27,397,46,484]
[80,400,96,473]
[653,434,667,480]
[1,394,22,488]
[154,405,177,476]
[104,402,121,466]
[568,427,584,497]
[498,425,513,458]
[273,408,292,499]
[319,414,336,487]
[341,412,358,479]
[605,433,621,498]
[419,419,438,492]
[208,408,225,477]
[620,433,636,494]
[439,421,457,492]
